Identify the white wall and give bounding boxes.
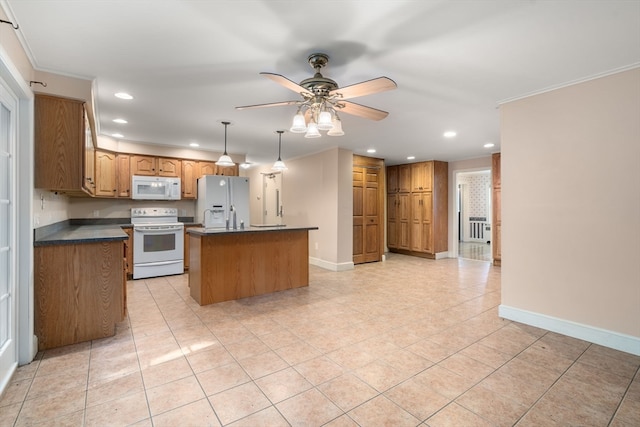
[248,147,354,271]
[500,68,640,354]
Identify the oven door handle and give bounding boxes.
[136,260,183,267]
[134,226,183,233]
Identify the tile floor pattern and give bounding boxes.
[1,254,639,426]
[458,242,492,262]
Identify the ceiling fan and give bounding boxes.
[236,53,397,137]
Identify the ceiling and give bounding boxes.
[4,1,639,166]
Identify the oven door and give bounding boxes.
[133,224,184,265]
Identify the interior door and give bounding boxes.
[262,172,283,225]
[0,81,17,387]
[353,160,382,264]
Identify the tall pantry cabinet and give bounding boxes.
[387,160,448,259]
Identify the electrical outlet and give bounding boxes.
[93,210,100,217]
[315,242,319,250]
[34,215,40,226]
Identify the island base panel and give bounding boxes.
[189,230,309,305]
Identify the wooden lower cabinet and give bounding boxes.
[387,193,410,250]
[183,225,199,271]
[123,227,133,277]
[34,241,125,350]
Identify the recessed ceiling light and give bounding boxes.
[443,131,457,138]
[484,143,495,148]
[189,142,199,147]
[407,156,415,160]
[240,163,251,169]
[112,118,127,124]
[112,133,123,138]
[367,148,376,153]
[114,92,133,100]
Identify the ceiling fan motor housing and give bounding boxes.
[301,53,339,96]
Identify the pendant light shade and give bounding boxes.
[215,121,235,167]
[290,112,307,133]
[272,130,288,171]
[304,121,321,138]
[327,116,345,136]
[317,111,333,130]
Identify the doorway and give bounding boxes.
[456,170,492,261]
[0,70,18,389]
[262,172,283,225]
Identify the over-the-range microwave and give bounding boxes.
[131,175,181,200]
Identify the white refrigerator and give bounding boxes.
[196,176,250,228]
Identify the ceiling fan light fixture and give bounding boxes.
[304,121,321,138]
[215,121,236,167]
[290,112,307,133]
[327,117,344,136]
[317,111,333,130]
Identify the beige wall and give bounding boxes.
[247,147,353,270]
[500,68,640,345]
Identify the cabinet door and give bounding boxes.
[116,154,131,198]
[217,164,238,176]
[198,161,216,177]
[158,158,181,177]
[387,165,398,193]
[386,194,398,249]
[397,193,411,250]
[95,150,117,197]
[182,160,197,199]
[83,108,96,195]
[411,161,432,192]
[410,193,423,251]
[123,228,133,276]
[130,155,156,176]
[34,95,85,192]
[398,164,411,193]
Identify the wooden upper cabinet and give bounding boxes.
[398,165,411,192]
[83,109,96,196]
[387,166,398,193]
[116,154,131,198]
[216,164,239,176]
[198,161,216,177]
[130,155,156,176]
[386,164,411,193]
[411,161,432,192]
[130,155,181,177]
[182,160,197,199]
[158,157,181,177]
[94,150,117,197]
[34,94,95,196]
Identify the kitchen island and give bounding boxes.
[187,226,318,305]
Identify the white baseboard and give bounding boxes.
[309,257,354,272]
[499,305,640,356]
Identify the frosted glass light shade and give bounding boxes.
[272,159,288,171]
[290,113,307,133]
[317,111,333,130]
[304,121,321,138]
[327,118,344,136]
[215,154,234,167]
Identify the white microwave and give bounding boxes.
[131,175,181,200]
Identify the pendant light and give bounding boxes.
[215,121,235,167]
[272,130,288,171]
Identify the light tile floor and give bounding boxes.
[458,242,492,262]
[1,254,639,426]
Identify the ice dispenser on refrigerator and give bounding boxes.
[196,176,250,229]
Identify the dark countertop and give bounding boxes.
[187,225,318,236]
[34,217,198,247]
[34,224,128,247]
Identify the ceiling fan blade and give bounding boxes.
[260,72,312,96]
[330,77,397,100]
[337,100,389,121]
[235,100,301,110]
